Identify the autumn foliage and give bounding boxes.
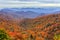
[0,13,60,40]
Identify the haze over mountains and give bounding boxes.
[0,7,60,19]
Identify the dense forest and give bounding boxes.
[0,13,60,40]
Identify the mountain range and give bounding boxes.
[0,7,60,19]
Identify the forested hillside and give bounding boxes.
[0,13,60,40]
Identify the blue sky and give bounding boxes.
[0,0,60,8]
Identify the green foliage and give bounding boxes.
[54,34,60,40]
[0,29,10,40]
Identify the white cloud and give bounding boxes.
[0,0,60,8]
[0,3,60,8]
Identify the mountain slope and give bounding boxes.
[0,11,60,40]
[19,14,60,40]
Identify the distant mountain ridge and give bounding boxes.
[0,7,60,19]
[1,7,60,13]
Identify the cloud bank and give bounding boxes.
[0,0,60,8]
